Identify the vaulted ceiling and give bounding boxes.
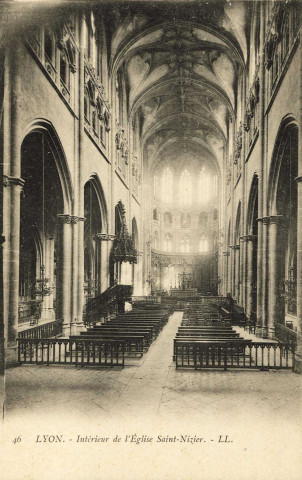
[99,0,250,175]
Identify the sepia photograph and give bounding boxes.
[0,0,301,479]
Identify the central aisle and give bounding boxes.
[112,311,183,420]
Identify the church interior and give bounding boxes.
[1,1,302,477]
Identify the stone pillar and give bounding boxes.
[267,215,284,338]
[229,245,236,296]
[222,251,230,296]
[256,217,268,335]
[42,235,55,320]
[239,237,245,305]
[295,176,302,372]
[3,176,25,364]
[95,233,115,293]
[235,245,240,301]
[246,236,253,318]
[76,217,85,328]
[57,215,72,336]
[3,40,23,365]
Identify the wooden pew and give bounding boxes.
[70,334,145,356]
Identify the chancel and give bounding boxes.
[1,2,302,457]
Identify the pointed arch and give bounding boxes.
[22,119,73,211]
[86,173,108,233]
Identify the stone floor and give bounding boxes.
[2,312,302,480]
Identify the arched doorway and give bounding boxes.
[268,120,298,336]
[233,203,241,301]
[84,181,103,302]
[20,131,66,324]
[247,176,258,324]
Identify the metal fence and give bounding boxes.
[175,341,295,371]
[18,319,63,339]
[17,338,125,368]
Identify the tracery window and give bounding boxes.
[163,234,172,252]
[164,212,172,226]
[153,174,158,197]
[180,169,192,206]
[162,167,173,204]
[180,236,190,253]
[198,169,211,204]
[199,235,208,253]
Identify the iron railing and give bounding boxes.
[17,338,125,368]
[275,323,297,347]
[18,319,63,339]
[175,341,295,371]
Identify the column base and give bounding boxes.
[255,325,263,337]
[262,326,269,338]
[294,352,302,374]
[62,323,71,337]
[5,344,18,367]
[268,326,275,339]
[71,322,84,335]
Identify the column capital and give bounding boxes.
[295,175,302,183]
[71,216,86,224]
[246,234,257,242]
[239,236,246,243]
[2,175,25,190]
[257,216,270,224]
[223,251,230,256]
[269,214,283,224]
[94,233,116,241]
[57,214,72,224]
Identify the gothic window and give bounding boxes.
[213,208,218,221]
[84,92,89,121]
[153,231,159,249]
[44,28,54,64]
[164,234,172,252]
[85,13,98,69]
[281,11,290,62]
[60,51,69,89]
[180,169,192,206]
[213,175,218,197]
[199,235,208,253]
[164,212,172,226]
[198,169,211,204]
[92,110,97,132]
[180,236,190,253]
[181,213,191,228]
[199,212,208,226]
[153,209,158,221]
[153,174,158,197]
[162,167,173,204]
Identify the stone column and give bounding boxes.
[239,237,245,305]
[256,217,268,335]
[3,40,24,365]
[3,176,25,364]
[229,245,236,296]
[95,233,115,293]
[295,176,302,372]
[76,217,85,328]
[267,215,284,338]
[235,245,240,301]
[222,251,230,296]
[43,235,55,320]
[57,215,72,336]
[246,236,253,318]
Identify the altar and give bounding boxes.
[170,288,198,298]
[170,270,198,297]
